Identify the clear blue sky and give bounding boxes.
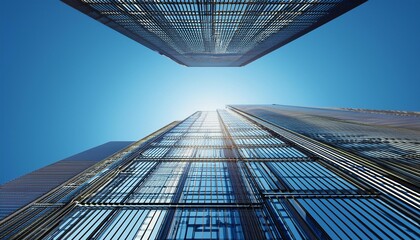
[1,1,419,184]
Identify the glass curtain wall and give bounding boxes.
[44,110,419,240]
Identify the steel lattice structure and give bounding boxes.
[62,0,366,66]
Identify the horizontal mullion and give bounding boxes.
[76,203,261,208]
[263,193,379,198]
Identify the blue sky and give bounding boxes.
[1,0,419,184]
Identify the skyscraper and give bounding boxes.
[231,104,420,188]
[1,106,418,239]
[62,0,366,66]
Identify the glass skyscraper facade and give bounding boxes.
[231,105,420,189]
[62,0,366,66]
[1,106,418,239]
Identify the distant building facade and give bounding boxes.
[1,106,418,239]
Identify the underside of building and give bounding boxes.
[62,0,366,66]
